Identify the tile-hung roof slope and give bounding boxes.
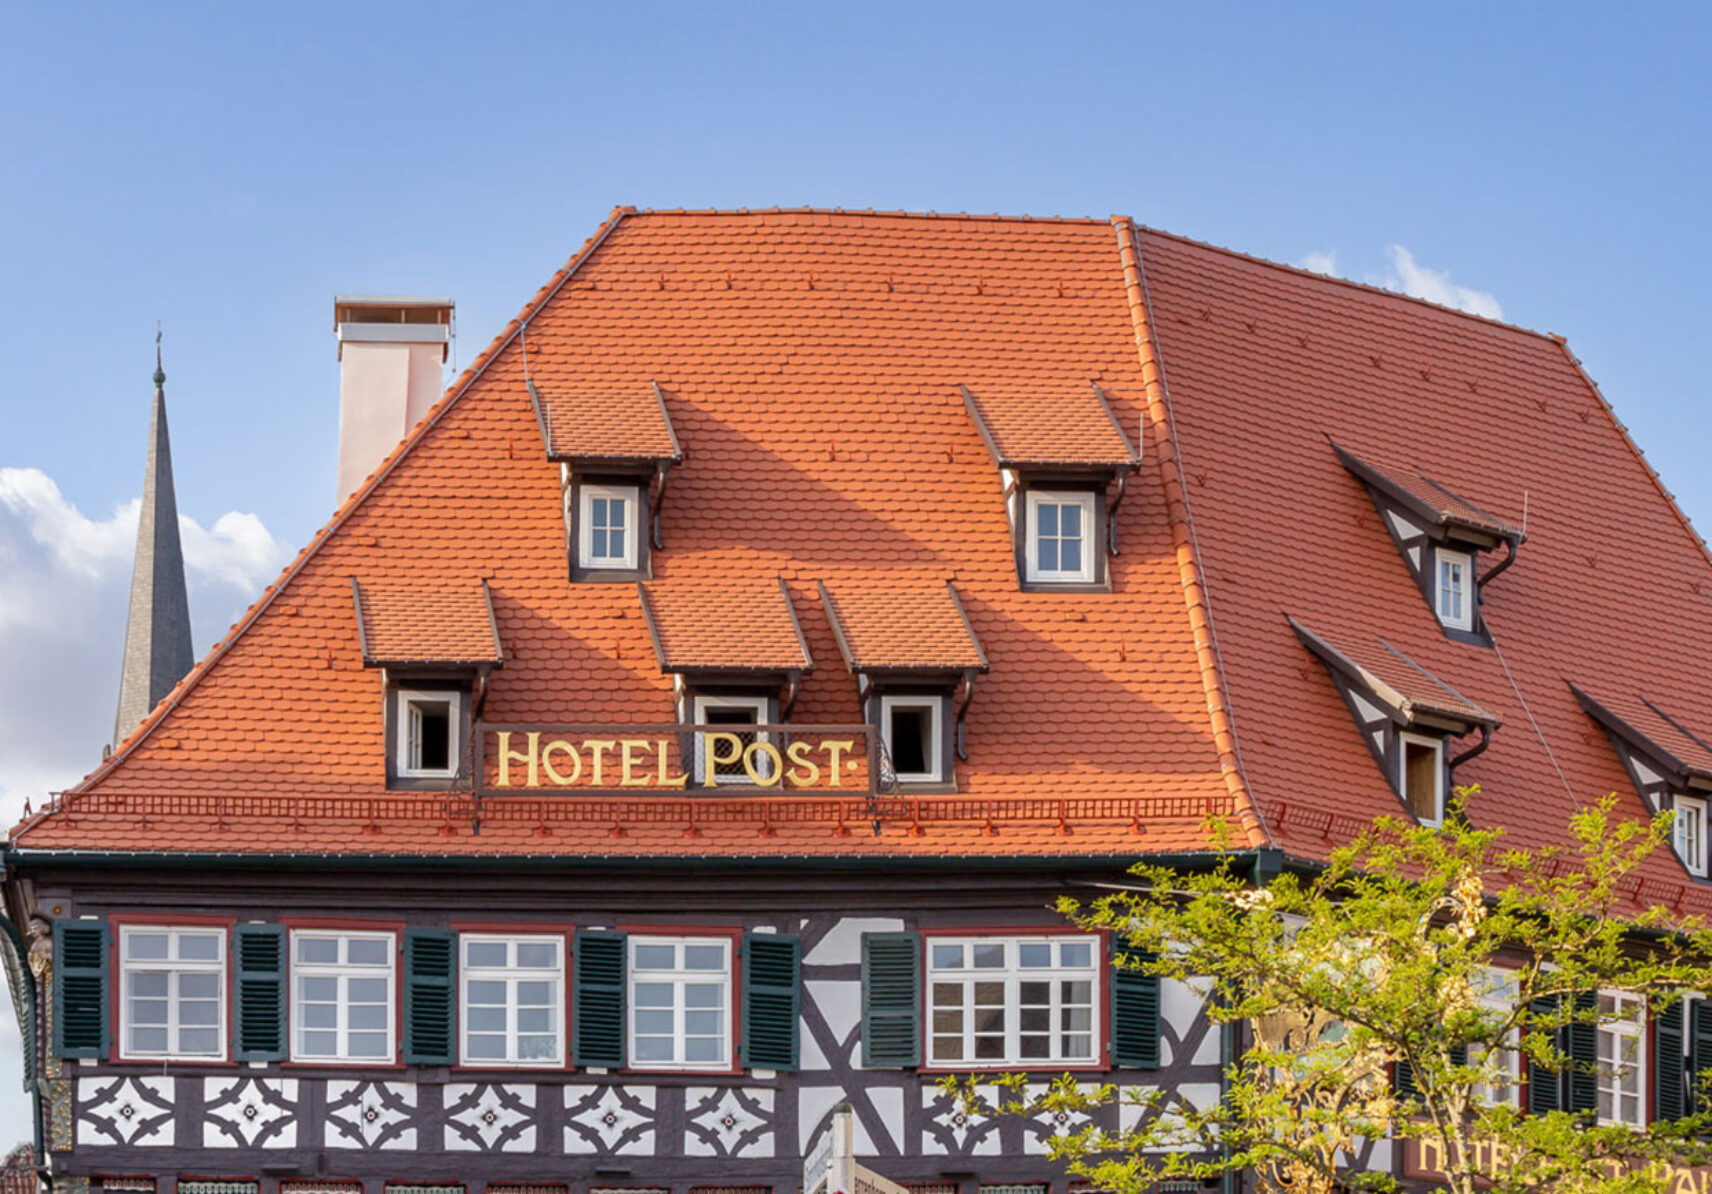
[353,579,504,667]
[1132,224,1712,908]
[10,209,1237,860]
[639,578,812,673]
[533,378,683,463]
[962,382,1140,469]
[819,579,988,673]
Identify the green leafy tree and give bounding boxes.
[946,792,1712,1194]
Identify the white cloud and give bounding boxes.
[1299,250,1339,275]
[1379,245,1503,320]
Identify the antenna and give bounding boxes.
[1521,490,1529,539]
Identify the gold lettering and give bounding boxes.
[821,738,856,787]
[496,731,540,788]
[620,739,651,787]
[540,739,581,786]
[704,732,743,781]
[656,738,689,788]
[786,740,821,787]
[585,739,617,787]
[744,741,784,787]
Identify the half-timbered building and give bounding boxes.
[7,208,1712,1193]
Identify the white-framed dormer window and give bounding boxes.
[460,934,564,1067]
[291,930,396,1063]
[578,483,640,571]
[395,688,461,780]
[1676,795,1708,878]
[1398,732,1445,827]
[879,694,943,783]
[1025,490,1097,584]
[1435,548,1473,631]
[627,936,732,1070]
[1597,990,1646,1126]
[690,693,773,785]
[119,926,226,1061]
[927,935,1100,1067]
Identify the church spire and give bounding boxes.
[113,333,194,747]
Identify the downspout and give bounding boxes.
[649,461,672,550]
[1448,724,1493,781]
[954,669,978,762]
[1477,534,1520,588]
[1106,468,1132,557]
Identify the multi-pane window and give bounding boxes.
[1596,990,1646,1126]
[461,935,564,1065]
[119,926,225,1060]
[928,936,1099,1066]
[1469,968,1520,1108]
[628,936,731,1069]
[1676,795,1708,878]
[1025,490,1096,583]
[291,930,395,1062]
[578,483,639,570]
[880,695,942,783]
[1399,733,1445,826]
[1435,548,1473,631]
[395,689,460,779]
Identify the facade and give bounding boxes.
[6,208,1712,1193]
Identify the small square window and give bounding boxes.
[880,695,943,783]
[1399,733,1445,826]
[395,689,461,780]
[1676,795,1708,878]
[691,694,773,785]
[1435,548,1473,631]
[1024,490,1097,584]
[578,483,641,571]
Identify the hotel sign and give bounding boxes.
[1405,1136,1712,1192]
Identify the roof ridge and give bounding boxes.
[1134,223,1563,343]
[47,206,636,806]
[627,205,1109,226]
[1114,216,1272,850]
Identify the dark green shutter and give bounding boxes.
[232,925,286,1061]
[1566,991,1599,1115]
[861,932,920,1068]
[53,920,109,1059]
[1527,993,1563,1114]
[1395,1059,1419,1098]
[1690,999,1712,1113]
[1657,1000,1686,1122]
[742,933,800,1071]
[402,930,457,1065]
[573,930,627,1068]
[1111,946,1161,1069]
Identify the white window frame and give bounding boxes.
[626,935,733,1071]
[1596,990,1647,1127]
[1469,967,1520,1109]
[1024,490,1097,584]
[1398,732,1446,827]
[289,929,397,1064]
[1435,547,1474,631]
[394,688,462,780]
[578,483,641,571]
[690,693,773,785]
[118,925,227,1061]
[459,934,565,1068]
[879,695,944,783]
[1676,794,1708,878]
[926,935,1102,1068]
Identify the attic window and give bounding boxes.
[1676,795,1707,878]
[690,693,775,785]
[1435,549,1473,631]
[397,689,460,779]
[880,694,946,784]
[578,483,640,571]
[1399,733,1446,827]
[1026,491,1096,584]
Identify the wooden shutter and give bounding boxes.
[1110,946,1161,1069]
[1657,999,1687,1122]
[741,933,800,1071]
[861,932,920,1068]
[53,920,109,1058]
[1526,993,1563,1114]
[402,930,456,1065]
[232,924,286,1061]
[1394,1059,1419,1098]
[1565,991,1599,1115]
[573,930,627,1068]
[1691,999,1712,1113]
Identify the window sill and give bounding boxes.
[1017,579,1112,595]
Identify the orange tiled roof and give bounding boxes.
[819,580,987,673]
[1290,617,1496,729]
[1572,685,1712,783]
[639,578,813,674]
[962,383,1139,470]
[353,578,503,667]
[1334,441,1522,541]
[532,378,682,463]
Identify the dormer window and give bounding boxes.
[1676,795,1707,878]
[397,689,460,779]
[578,483,640,571]
[690,692,775,785]
[879,694,947,784]
[1435,549,1472,631]
[1025,491,1096,584]
[1399,732,1446,826]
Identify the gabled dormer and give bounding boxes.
[530,379,683,581]
[962,382,1140,591]
[1292,617,1499,826]
[1333,442,1523,644]
[352,578,505,789]
[1572,684,1712,879]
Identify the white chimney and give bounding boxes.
[334,296,454,505]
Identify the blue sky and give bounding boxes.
[1,0,1709,1143]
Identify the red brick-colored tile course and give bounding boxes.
[963,382,1138,468]
[355,579,502,665]
[820,579,987,672]
[12,211,1233,858]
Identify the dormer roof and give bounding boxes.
[1333,441,1522,547]
[1291,616,1497,733]
[531,378,683,466]
[352,578,504,669]
[961,382,1139,472]
[1571,685,1712,792]
[639,577,813,675]
[819,580,988,675]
